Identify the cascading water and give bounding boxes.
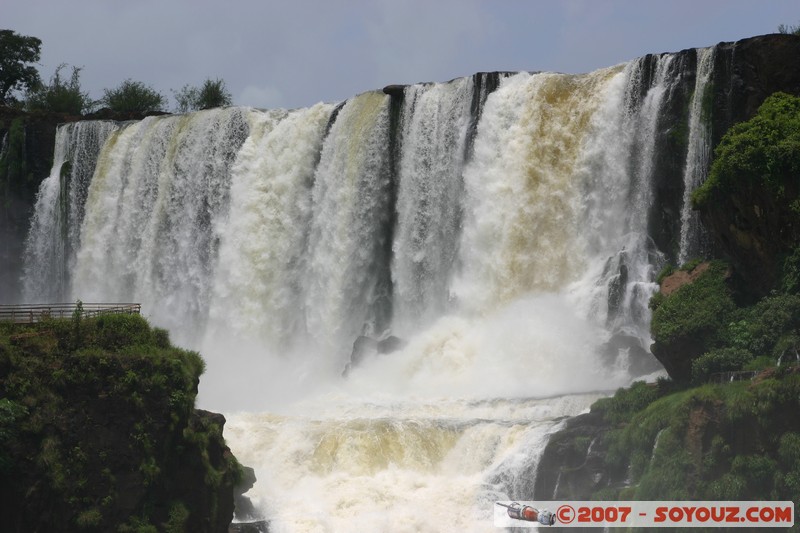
[304,92,394,356]
[19,45,721,531]
[22,121,117,301]
[679,47,715,264]
[205,104,334,350]
[392,78,473,334]
[69,108,249,343]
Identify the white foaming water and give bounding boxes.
[455,69,621,313]
[678,47,715,264]
[226,393,602,533]
[392,78,473,334]
[72,108,249,344]
[205,104,333,349]
[304,92,393,356]
[18,49,719,531]
[22,121,118,301]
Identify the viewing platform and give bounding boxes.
[0,303,141,324]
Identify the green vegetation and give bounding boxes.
[692,92,800,209]
[0,29,41,105]
[585,89,800,509]
[173,78,233,112]
[102,79,165,114]
[650,261,736,353]
[593,373,800,504]
[0,310,238,532]
[0,116,32,208]
[25,64,94,115]
[2,28,237,116]
[652,257,800,384]
[778,21,800,35]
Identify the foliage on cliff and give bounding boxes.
[693,92,800,209]
[538,88,800,510]
[650,258,800,383]
[693,92,800,296]
[0,312,241,533]
[649,261,737,381]
[593,371,800,504]
[25,64,95,116]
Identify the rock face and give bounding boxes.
[649,261,735,382]
[343,334,407,375]
[697,34,800,298]
[533,411,615,501]
[0,107,76,302]
[0,107,164,303]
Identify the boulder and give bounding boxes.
[343,335,406,376]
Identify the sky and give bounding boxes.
[4,0,799,111]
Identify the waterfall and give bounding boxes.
[303,92,395,356]
[22,121,117,301]
[391,78,473,334]
[71,108,249,342]
[18,45,723,532]
[679,47,715,264]
[206,104,334,350]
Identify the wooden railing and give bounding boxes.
[0,303,141,324]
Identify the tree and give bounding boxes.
[25,64,94,115]
[692,92,800,209]
[173,78,232,112]
[102,79,165,113]
[778,22,800,35]
[0,29,42,105]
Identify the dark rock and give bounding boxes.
[377,335,406,354]
[533,411,618,501]
[382,85,406,97]
[600,332,662,377]
[233,466,260,522]
[343,335,407,376]
[650,332,705,383]
[343,335,378,376]
[698,34,800,298]
[229,520,269,533]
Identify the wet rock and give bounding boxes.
[229,520,269,533]
[533,411,617,501]
[233,466,259,522]
[377,335,406,354]
[343,335,406,376]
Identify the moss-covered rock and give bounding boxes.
[0,313,241,533]
[536,370,800,506]
[693,92,800,298]
[650,261,737,381]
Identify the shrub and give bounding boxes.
[102,79,165,113]
[591,381,664,423]
[692,92,800,209]
[691,347,753,382]
[173,77,232,112]
[25,64,94,115]
[75,508,102,529]
[651,261,736,351]
[778,22,800,35]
